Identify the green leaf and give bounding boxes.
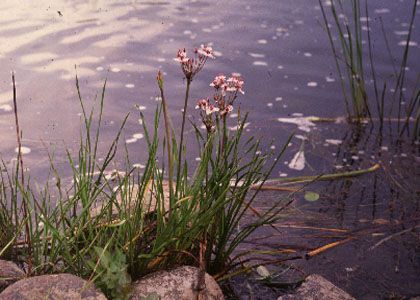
[304,191,320,202]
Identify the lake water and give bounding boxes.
[0,0,419,298]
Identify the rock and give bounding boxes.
[91,180,170,218]
[0,273,107,300]
[130,266,224,300]
[0,260,25,291]
[278,274,354,300]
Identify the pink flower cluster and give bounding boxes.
[210,74,245,95]
[174,44,215,80]
[196,73,245,133]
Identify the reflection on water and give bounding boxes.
[0,0,419,298]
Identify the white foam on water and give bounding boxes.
[277,65,284,69]
[395,30,409,36]
[125,138,137,144]
[229,122,250,131]
[275,97,283,101]
[249,52,265,58]
[96,66,104,71]
[307,81,318,87]
[137,106,146,111]
[133,163,145,169]
[374,8,390,14]
[398,41,418,46]
[253,61,268,66]
[0,104,12,112]
[267,102,273,107]
[15,146,31,155]
[325,139,342,145]
[291,113,303,117]
[125,83,135,88]
[132,133,143,140]
[303,52,312,57]
[325,76,335,82]
[111,67,121,73]
[257,39,267,44]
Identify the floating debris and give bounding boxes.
[277,116,317,132]
[288,148,305,171]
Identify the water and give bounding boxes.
[0,0,419,298]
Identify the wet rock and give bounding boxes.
[0,260,25,291]
[130,266,224,300]
[278,274,354,300]
[0,273,107,300]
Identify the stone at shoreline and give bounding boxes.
[278,274,354,300]
[91,180,170,218]
[130,266,224,300]
[0,273,107,300]
[0,260,25,292]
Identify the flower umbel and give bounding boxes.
[174,44,215,80]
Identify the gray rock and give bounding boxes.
[278,274,354,300]
[91,181,170,218]
[130,266,224,300]
[0,273,107,300]
[0,260,25,291]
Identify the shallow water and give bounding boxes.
[0,0,419,298]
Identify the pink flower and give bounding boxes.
[195,44,215,59]
[195,98,209,110]
[210,74,226,89]
[220,105,233,116]
[225,75,245,94]
[174,48,189,63]
[195,98,219,115]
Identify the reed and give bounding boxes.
[319,0,419,140]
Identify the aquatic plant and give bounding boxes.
[0,46,291,298]
[319,0,419,140]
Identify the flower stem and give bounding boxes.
[176,78,191,194]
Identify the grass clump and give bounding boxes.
[0,46,291,299]
[319,0,419,140]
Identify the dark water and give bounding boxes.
[0,0,419,298]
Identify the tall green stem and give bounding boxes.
[157,72,174,215]
[176,78,191,194]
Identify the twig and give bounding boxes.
[265,163,380,185]
[369,225,420,251]
[305,237,353,258]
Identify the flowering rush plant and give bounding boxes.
[196,73,244,133]
[155,44,284,277]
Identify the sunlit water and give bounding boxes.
[0,0,419,298]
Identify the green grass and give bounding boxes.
[0,57,292,299]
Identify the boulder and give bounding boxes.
[0,260,25,291]
[0,273,107,300]
[91,180,170,218]
[278,274,354,300]
[130,266,224,300]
